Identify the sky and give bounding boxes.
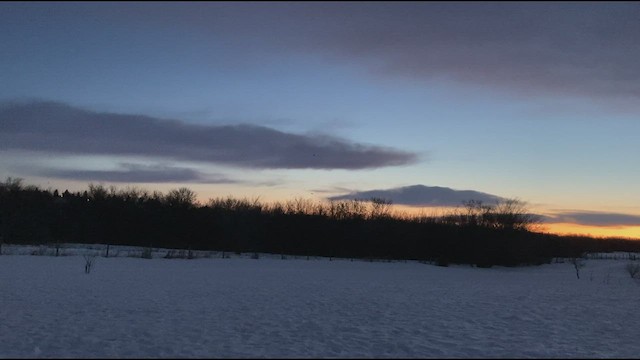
[1,2,639,238]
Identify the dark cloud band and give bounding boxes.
[291,3,640,100]
[328,184,505,207]
[546,211,640,227]
[101,2,640,102]
[37,163,239,184]
[0,101,418,170]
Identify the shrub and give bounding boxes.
[476,261,493,268]
[84,254,97,274]
[32,246,52,256]
[570,256,586,279]
[164,249,196,259]
[625,262,640,279]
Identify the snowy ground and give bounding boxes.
[1,244,639,358]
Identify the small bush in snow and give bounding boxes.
[625,263,640,279]
[31,246,52,256]
[164,249,182,259]
[84,254,97,274]
[164,249,196,259]
[251,252,260,260]
[141,247,153,259]
[436,257,450,267]
[126,250,139,258]
[569,256,586,279]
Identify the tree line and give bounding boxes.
[1,177,639,267]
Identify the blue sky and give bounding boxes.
[1,2,639,237]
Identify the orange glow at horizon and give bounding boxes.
[192,192,640,240]
[381,205,640,240]
[542,223,640,240]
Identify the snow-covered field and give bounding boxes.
[1,244,639,358]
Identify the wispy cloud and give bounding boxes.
[37,163,239,184]
[310,186,356,195]
[0,101,418,170]
[328,184,505,207]
[545,211,640,227]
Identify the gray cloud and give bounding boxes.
[546,211,640,227]
[328,184,505,207]
[162,2,640,102]
[5,3,638,102]
[5,4,638,108]
[37,163,239,184]
[299,3,640,101]
[310,186,356,195]
[0,101,417,170]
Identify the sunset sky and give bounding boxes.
[1,2,639,238]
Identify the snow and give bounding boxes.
[1,245,639,358]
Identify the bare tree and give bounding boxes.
[625,263,640,279]
[449,198,541,231]
[491,199,541,231]
[369,197,393,219]
[569,256,585,279]
[87,183,109,201]
[1,177,24,192]
[165,187,197,208]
